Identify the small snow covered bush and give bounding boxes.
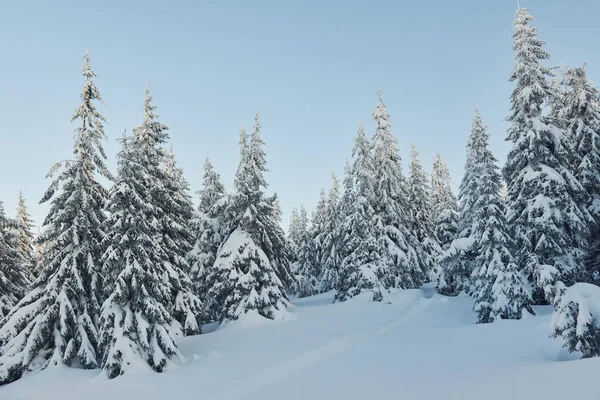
[551,283,600,358]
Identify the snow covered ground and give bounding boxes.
[1,284,597,400]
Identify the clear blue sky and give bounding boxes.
[1,0,599,231]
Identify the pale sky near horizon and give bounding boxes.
[1,0,599,231]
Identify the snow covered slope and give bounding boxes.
[1,285,597,400]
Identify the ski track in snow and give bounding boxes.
[207,290,431,400]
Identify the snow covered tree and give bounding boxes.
[336,124,386,302]
[464,110,533,322]
[371,92,422,290]
[431,153,458,251]
[551,283,600,358]
[320,172,341,292]
[0,202,29,319]
[99,134,185,379]
[407,143,441,281]
[0,51,110,384]
[292,206,319,297]
[188,158,227,322]
[309,188,328,283]
[561,67,600,283]
[129,86,202,335]
[208,114,291,321]
[438,110,488,296]
[503,7,592,304]
[287,207,301,259]
[14,190,36,278]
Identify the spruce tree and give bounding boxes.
[99,134,184,378]
[0,202,29,319]
[130,86,202,335]
[336,124,385,302]
[309,188,328,285]
[431,154,458,251]
[287,207,301,260]
[407,143,441,281]
[438,110,487,296]
[208,114,291,321]
[14,191,36,278]
[371,92,422,290]
[0,51,110,383]
[503,7,592,303]
[292,206,319,297]
[188,158,227,322]
[465,110,533,322]
[320,172,341,292]
[562,67,600,283]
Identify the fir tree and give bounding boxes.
[561,67,600,283]
[188,158,227,322]
[14,191,36,278]
[466,110,533,322]
[336,124,385,302]
[0,202,29,319]
[320,172,341,292]
[99,134,184,378]
[309,188,328,284]
[208,114,291,321]
[431,153,458,251]
[130,86,202,335]
[503,7,592,303]
[0,51,110,383]
[407,143,441,281]
[292,206,319,297]
[287,207,301,260]
[371,92,422,290]
[438,110,487,296]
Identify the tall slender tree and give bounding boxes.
[99,134,185,378]
[14,191,36,277]
[562,67,600,283]
[320,172,341,292]
[503,7,591,303]
[0,202,29,319]
[371,92,422,290]
[208,114,291,321]
[336,124,385,302]
[129,86,202,335]
[292,206,319,297]
[438,110,487,296]
[431,154,458,251]
[188,158,227,322]
[407,143,441,281]
[464,110,533,322]
[0,51,110,384]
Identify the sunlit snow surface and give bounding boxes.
[1,283,595,400]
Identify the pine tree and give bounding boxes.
[0,51,110,383]
[0,202,29,319]
[336,124,385,302]
[292,206,319,297]
[99,134,184,378]
[208,114,291,321]
[320,172,341,292]
[431,154,458,251]
[438,110,487,296]
[503,7,592,304]
[14,191,36,278]
[407,143,441,282]
[130,86,202,335]
[188,158,227,322]
[371,92,422,290]
[465,110,533,322]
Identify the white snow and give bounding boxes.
[0,284,596,400]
